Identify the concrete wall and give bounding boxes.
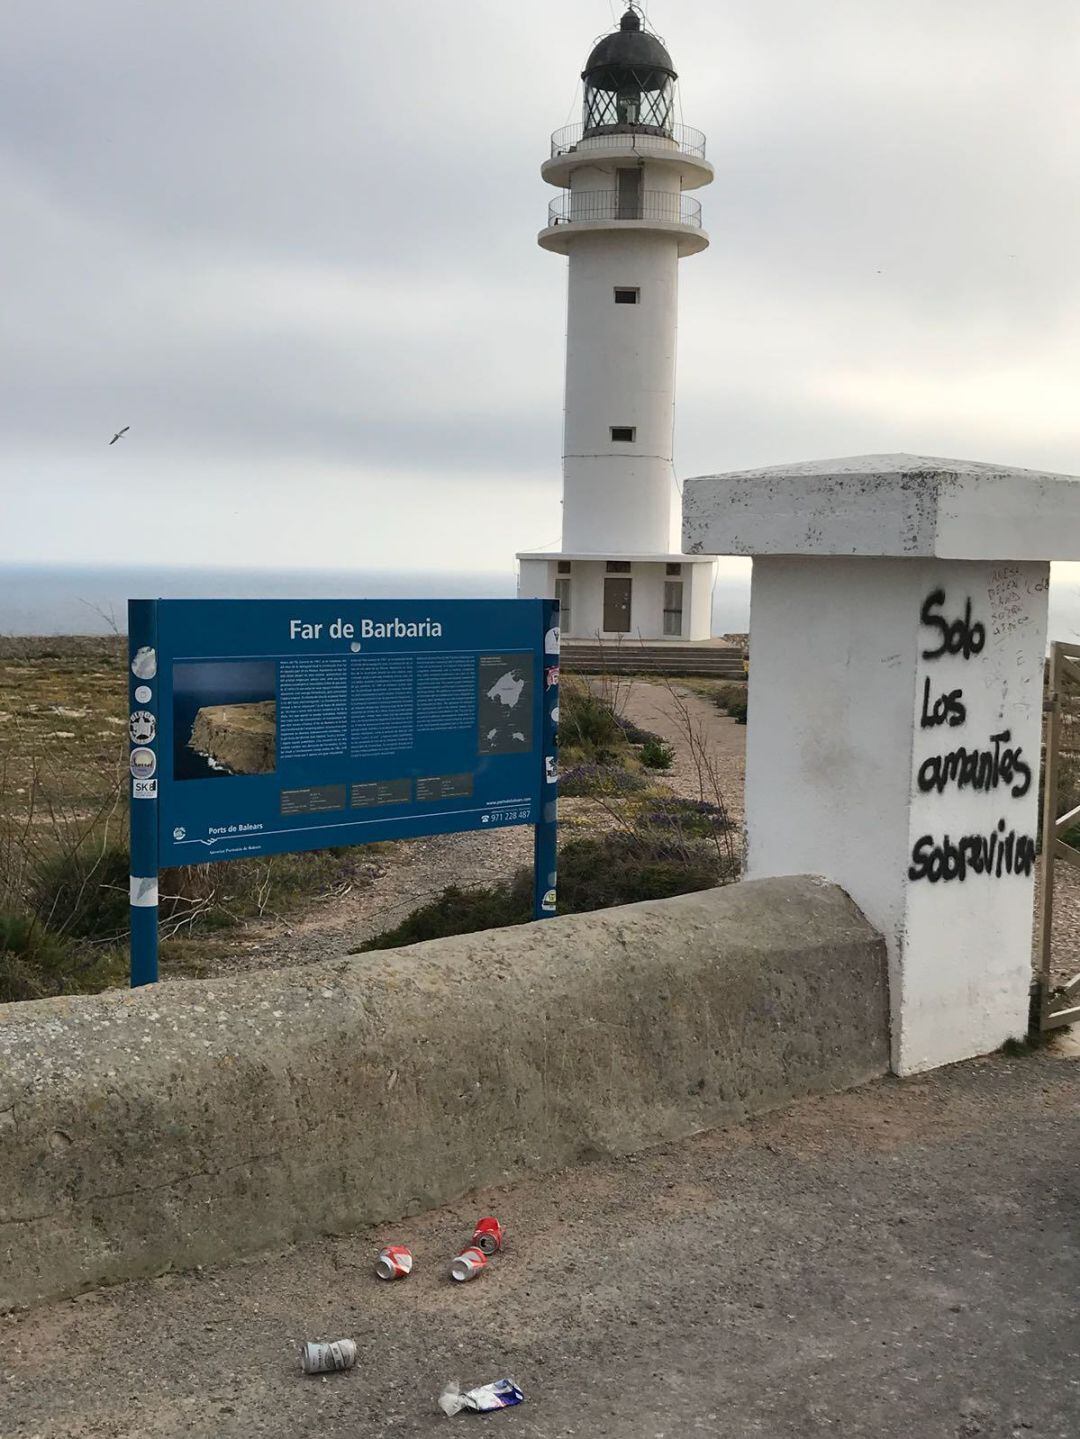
[517,557,553,606]
[0,876,888,1310]
[746,559,920,1027]
[688,559,716,642]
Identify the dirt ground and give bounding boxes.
[3,1045,1077,1439]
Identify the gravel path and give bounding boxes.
[619,679,746,825]
[206,825,536,977]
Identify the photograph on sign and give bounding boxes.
[173,660,277,780]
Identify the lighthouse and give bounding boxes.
[518,5,717,642]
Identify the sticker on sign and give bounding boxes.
[130,747,157,779]
[129,710,156,744]
[132,778,158,799]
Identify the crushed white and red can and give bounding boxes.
[300,1338,357,1374]
[375,1244,414,1280]
[449,1246,488,1283]
[471,1216,503,1256]
[439,1379,525,1415]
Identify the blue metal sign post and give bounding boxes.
[127,598,559,985]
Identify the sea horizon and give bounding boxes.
[0,561,757,637]
[9,559,1079,645]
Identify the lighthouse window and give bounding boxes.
[666,563,683,576]
[663,581,684,637]
[605,561,631,572]
[557,560,571,574]
[614,288,640,305]
[610,426,636,443]
[554,578,572,630]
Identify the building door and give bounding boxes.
[617,168,642,219]
[603,577,632,632]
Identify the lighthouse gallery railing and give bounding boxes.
[547,191,702,228]
[550,122,707,161]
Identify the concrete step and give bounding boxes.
[561,643,746,678]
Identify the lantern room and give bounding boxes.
[581,7,677,138]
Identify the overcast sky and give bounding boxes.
[1,0,1077,579]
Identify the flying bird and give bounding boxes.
[108,426,130,445]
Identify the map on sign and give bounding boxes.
[478,655,534,755]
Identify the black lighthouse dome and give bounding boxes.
[581,8,677,138]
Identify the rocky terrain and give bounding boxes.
[188,700,276,775]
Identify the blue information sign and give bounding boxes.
[127,598,559,986]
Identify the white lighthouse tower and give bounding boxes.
[518,5,717,642]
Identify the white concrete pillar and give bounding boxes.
[683,455,1080,1074]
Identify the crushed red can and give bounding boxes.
[375,1244,413,1280]
[471,1216,503,1256]
[449,1246,488,1283]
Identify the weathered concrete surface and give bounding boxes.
[683,452,1080,560]
[0,877,888,1310]
[2,1047,1077,1438]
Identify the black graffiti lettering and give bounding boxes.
[916,729,1032,799]
[920,678,967,729]
[920,590,987,661]
[965,836,986,875]
[908,822,1036,883]
[1012,754,1032,798]
[908,835,933,881]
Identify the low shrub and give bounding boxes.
[29,843,131,942]
[640,797,734,838]
[356,876,533,952]
[641,737,675,770]
[712,682,749,725]
[559,685,625,763]
[356,875,535,952]
[356,831,737,953]
[559,764,649,798]
[557,832,731,911]
[615,716,663,747]
[0,912,126,1004]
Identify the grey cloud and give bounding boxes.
[1,0,1077,571]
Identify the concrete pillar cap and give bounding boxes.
[683,452,1080,561]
